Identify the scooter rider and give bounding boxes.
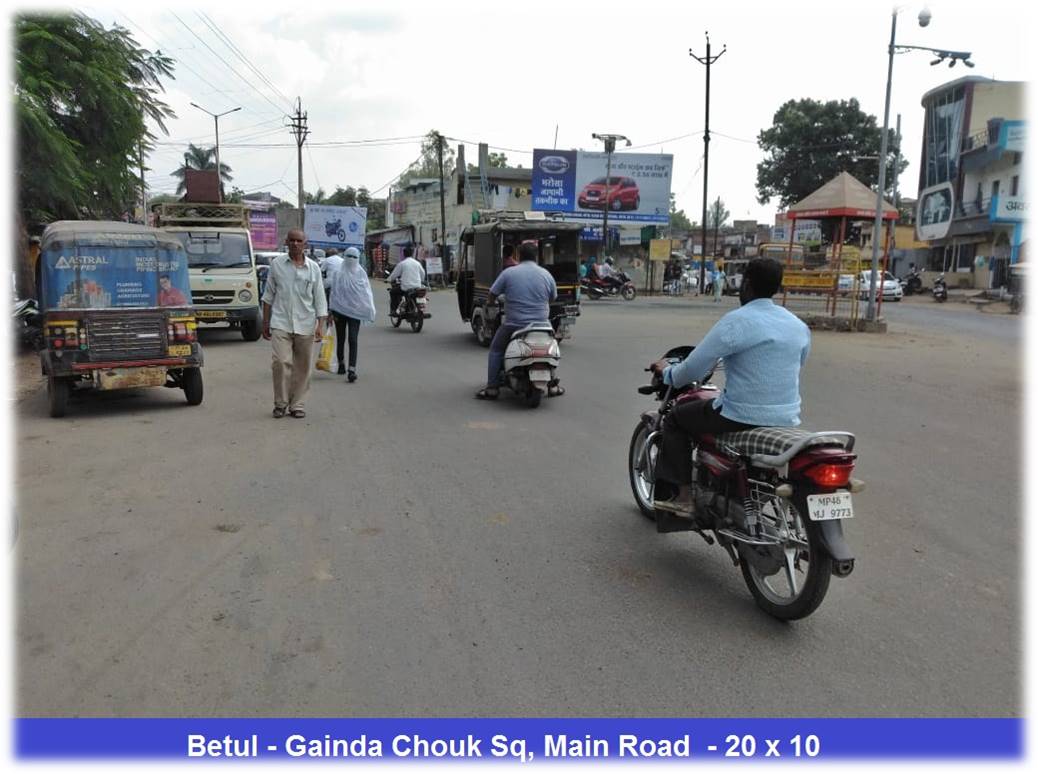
[650,257,811,514]
[475,241,564,400]
[387,245,426,316]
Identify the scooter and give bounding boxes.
[932,274,948,302]
[628,345,861,620]
[901,268,923,296]
[499,320,562,408]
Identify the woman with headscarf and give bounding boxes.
[328,246,377,382]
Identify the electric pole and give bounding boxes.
[289,98,310,228]
[690,32,725,295]
[591,133,631,260]
[436,131,448,279]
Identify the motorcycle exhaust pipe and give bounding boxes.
[832,559,855,578]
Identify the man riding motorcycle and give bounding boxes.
[387,245,426,316]
[596,256,624,292]
[650,257,811,514]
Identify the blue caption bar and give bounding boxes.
[15,718,1022,761]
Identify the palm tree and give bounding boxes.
[170,143,233,196]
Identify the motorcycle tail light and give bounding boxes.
[803,462,855,488]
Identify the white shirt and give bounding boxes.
[261,254,327,335]
[598,262,615,278]
[323,254,344,288]
[388,257,426,291]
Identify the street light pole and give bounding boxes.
[591,133,631,259]
[189,102,242,203]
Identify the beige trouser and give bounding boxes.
[271,328,316,410]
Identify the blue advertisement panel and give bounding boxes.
[304,205,367,249]
[15,718,1023,761]
[532,149,673,223]
[41,246,191,310]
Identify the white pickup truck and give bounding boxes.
[838,270,903,301]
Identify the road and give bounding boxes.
[15,289,1021,717]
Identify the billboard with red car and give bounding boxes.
[532,149,673,223]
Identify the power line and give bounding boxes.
[196,12,294,112]
[369,152,424,196]
[306,145,322,194]
[169,11,291,117]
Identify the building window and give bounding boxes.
[1011,176,1019,196]
[991,180,1000,200]
[956,243,976,271]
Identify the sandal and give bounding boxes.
[475,387,499,400]
[289,408,306,418]
[548,383,566,397]
[272,406,286,418]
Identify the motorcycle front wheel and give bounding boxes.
[737,494,832,620]
[628,421,658,519]
[622,285,636,301]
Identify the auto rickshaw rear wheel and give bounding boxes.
[47,376,69,418]
[182,368,203,406]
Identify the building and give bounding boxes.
[915,76,1026,290]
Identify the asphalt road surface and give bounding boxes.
[15,289,1021,717]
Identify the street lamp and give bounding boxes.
[189,102,241,203]
[591,132,631,259]
[866,7,974,321]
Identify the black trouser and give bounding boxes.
[655,398,756,485]
[389,284,403,315]
[331,311,360,369]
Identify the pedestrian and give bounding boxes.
[712,266,726,302]
[328,246,376,382]
[323,248,343,292]
[502,243,519,269]
[261,229,328,419]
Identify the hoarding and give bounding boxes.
[532,149,672,223]
[249,211,278,250]
[42,247,191,310]
[917,183,954,241]
[303,205,367,248]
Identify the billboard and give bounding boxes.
[303,205,367,248]
[917,183,954,241]
[532,149,672,223]
[249,211,278,250]
[42,246,191,310]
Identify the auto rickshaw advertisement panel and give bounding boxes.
[40,221,192,310]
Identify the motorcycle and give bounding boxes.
[901,268,923,296]
[627,345,862,620]
[581,270,636,301]
[932,273,948,302]
[494,312,562,408]
[13,297,42,350]
[388,283,430,332]
[325,219,346,242]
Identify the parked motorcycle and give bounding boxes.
[932,273,948,302]
[13,297,42,350]
[901,268,923,296]
[581,270,636,301]
[495,315,562,408]
[388,283,430,332]
[627,345,861,620]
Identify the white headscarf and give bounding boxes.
[329,249,376,323]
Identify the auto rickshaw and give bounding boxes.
[456,216,582,345]
[37,221,204,417]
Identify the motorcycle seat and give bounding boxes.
[708,427,856,467]
[510,322,554,339]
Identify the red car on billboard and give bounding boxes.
[578,176,640,211]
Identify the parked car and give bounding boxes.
[578,176,640,212]
[838,270,903,301]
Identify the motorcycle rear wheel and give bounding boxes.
[524,387,542,408]
[738,495,832,620]
[410,313,423,333]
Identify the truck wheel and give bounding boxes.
[241,317,262,341]
[48,376,69,418]
[182,368,204,405]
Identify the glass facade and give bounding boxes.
[923,86,966,189]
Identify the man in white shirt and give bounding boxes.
[322,248,344,290]
[387,245,426,316]
[261,229,327,419]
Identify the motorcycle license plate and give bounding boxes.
[806,491,854,521]
[529,368,551,383]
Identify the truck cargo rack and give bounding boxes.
[154,202,249,227]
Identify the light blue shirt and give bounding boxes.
[489,261,557,326]
[663,298,811,426]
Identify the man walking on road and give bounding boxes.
[262,229,327,419]
[712,266,726,302]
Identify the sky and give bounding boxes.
[20,0,1036,227]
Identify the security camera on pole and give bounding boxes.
[591,133,631,259]
[866,6,974,321]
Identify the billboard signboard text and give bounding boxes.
[532,149,672,223]
[249,211,278,250]
[304,205,367,248]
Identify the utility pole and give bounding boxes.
[436,131,448,279]
[690,32,726,295]
[288,97,310,228]
[591,133,631,260]
[891,113,902,271]
[138,139,147,225]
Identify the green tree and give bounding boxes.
[399,130,455,187]
[171,143,233,197]
[755,98,907,208]
[304,187,328,205]
[15,13,176,294]
[327,186,357,206]
[467,151,508,172]
[669,193,695,232]
[709,197,730,257]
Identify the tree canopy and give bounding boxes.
[755,98,907,209]
[468,151,509,172]
[398,130,455,188]
[15,12,175,223]
[669,193,695,232]
[170,143,233,196]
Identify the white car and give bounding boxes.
[838,270,903,301]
